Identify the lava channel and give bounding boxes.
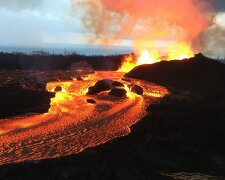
[0,71,168,165]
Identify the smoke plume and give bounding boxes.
[203,24,225,57]
[74,0,214,54]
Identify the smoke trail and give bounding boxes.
[74,0,214,54]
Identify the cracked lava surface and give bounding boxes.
[0,71,168,165]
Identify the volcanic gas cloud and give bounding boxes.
[75,0,214,71]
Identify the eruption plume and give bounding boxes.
[202,13,225,57]
[75,0,214,71]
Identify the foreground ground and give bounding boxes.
[0,71,168,165]
[0,55,225,179]
[1,85,225,179]
[0,89,225,180]
[0,71,80,118]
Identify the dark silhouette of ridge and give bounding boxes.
[0,52,124,71]
[125,54,225,94]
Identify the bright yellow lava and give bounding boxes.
[118,42,194,72]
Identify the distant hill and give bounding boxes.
[0,52,123,71]
[218,60,225,64]
[125,54,225,94]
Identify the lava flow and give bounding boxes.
[0,71,168,165]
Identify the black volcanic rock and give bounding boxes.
[86,99,97,104]
[76,76,83,81]
[108,88,127,97]
[86,79,113,95]
[112,81,124,87]
[0,71,80,118]
[0,84,54,118]
[131,85,144,95]
[125,54,225,94]
[86,80,126,95]
[54,86,62,92]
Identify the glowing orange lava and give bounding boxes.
[117,54,136,73]
[0,71,169,165]
[118,42,194,72]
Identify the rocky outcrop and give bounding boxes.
[86,80,126,95]
[0,84,54,118]
[76,76,84,81]
[131,85,144,95]
[112,81,124,87]
[86,79,113,95]
[125,54,225,95]
[54,86,62,92]
[108,88,127,97]
[86,99,97,104]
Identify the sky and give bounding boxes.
[0,0,79,47]
[0,0,224,52]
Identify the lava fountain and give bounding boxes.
[118,42,195,72]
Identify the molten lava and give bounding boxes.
[118,42,194,72]
[0,71,168,165]
[117,54,136,73]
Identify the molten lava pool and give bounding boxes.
[0,71,168,165]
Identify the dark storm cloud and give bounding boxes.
[214,0,225,12]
